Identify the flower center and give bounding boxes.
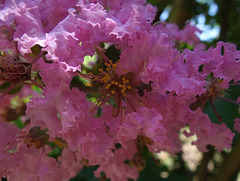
[79,46,152,117]
[96,60,135,97]
[90,59,138,117]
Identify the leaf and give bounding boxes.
[70,166,99,181]
[204,89,240,132]
[0,82,23,94]
[13,117,25,129]
[138,157,188,181]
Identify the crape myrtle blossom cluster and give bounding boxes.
[0,0,239,181]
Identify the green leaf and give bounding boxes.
[138,157,188,181]
[70,76,86,91]
[0,82,23,94]
[70,166,99,181]
[204,92,239,131]
[13,117,25,129]
[48,147,62,159]
[32,85,42,94]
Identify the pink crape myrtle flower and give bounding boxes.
[0,122,69,181]
[0,0,239,180]
[94,141,139,181]
[1,144,70,181]
[203,41,240,88]
[155,22,206,50]
[82,38,234,157]
[26,83,89,138]
[119,27,207,97]
[58,148,84,178]
[1,0,157,72]
[26,62,116,166]
[184,109,234,152]
[0,122,19,154]
[234,118,240,133]
[38,0,77,33]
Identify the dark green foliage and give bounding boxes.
[0,82,23,94]
[70,166,99,181]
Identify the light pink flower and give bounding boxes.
[26,82,89,138]
[1,144,70,181]
[58,149,83,178]
[0,122,19,154]
[38,0,77,32]
[95,141,139,181]
[185,109,234,152]
[117,107,167,153]
[204,41,240,88]
[234,118,240,133]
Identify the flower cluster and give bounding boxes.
[0,0,239,181]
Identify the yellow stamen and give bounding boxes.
[112,64,117,69]
[85,83,92,87]
[105,84,111,90]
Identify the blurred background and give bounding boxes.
[150,0,240,49]
[71,0,240,180]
